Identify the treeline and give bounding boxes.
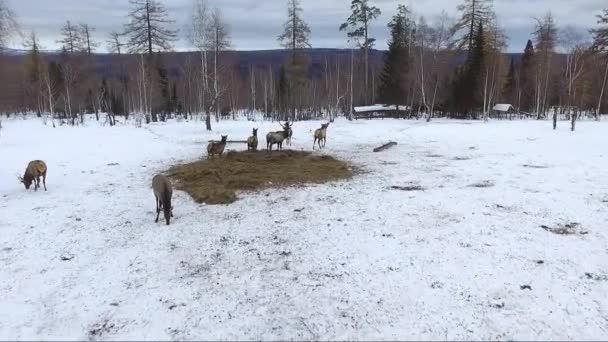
[0,0,607,127]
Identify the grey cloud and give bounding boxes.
[6,0,605,52]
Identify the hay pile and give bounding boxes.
[168,150,353,205]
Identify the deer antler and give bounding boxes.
[16,173,23,183]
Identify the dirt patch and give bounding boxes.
[168,150,354,205]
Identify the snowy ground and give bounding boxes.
[1,116,607,340]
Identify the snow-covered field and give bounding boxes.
[1,117,607,340]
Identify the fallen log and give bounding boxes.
[373,141,397,152]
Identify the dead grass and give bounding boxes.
[167,150,354,205]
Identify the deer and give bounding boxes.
[152,174,174,225]
[207,135,228,158]
[18,160,47,191]
[313,123,330,150]
[280,121,293,145]
[266,124,290,152]
[247,128,258,151]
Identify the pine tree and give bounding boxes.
[277,0,311,119]
[23,32,43,114]
[340,0,381,102]
[123,0,178,55]
[377,5,412,106]
[453,22,486,116]
[503,57,516,106]
[519,40,535,112]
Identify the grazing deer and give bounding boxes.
[266,124,290,152]
[280,121,293,145]
[247,128,258,151]
[313,123,330,150]
[18,160,47,191]
[207,135,228,158]
[152,174,174,225]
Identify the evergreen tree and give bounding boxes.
[452,22,486,116]
[277,0,311,119]
[377,5,412,105]
[519,40,535,111]
[23,32,43,114]
[503,57,516,105]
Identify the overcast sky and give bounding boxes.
[5,0,605,53]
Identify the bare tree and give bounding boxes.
[453,0,494,51]
[559,26,589,130]
[107,31,125,54]
[124,0,178,55]
[0,0,17,48]
[57,21,83,54]
[80,24,99,56]
[187,0,212,129]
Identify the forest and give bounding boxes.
[0,0,607,129]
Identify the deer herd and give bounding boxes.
[17,121,331,227]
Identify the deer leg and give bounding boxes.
[34,176,39,191]
[313,138,316,150]
[42,171,47,191]
[155,195,160,223]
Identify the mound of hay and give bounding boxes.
[168,150,354,205]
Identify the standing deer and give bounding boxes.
[280,121,293,145]
[152,174,174,225]
[313,123,330,150]
[18,160,47,191]
[247,128,258,151]
[266,125,290,152]
[207,135,228,158]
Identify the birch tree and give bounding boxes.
[207,7,231,121]
[533,13,557,119]
[592,8,608,120]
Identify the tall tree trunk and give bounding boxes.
[597,56,608,121]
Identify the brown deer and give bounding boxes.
[152,174,173,225]
[207,135,228,158]
[280,121,293,145]
[313,123,330,150]
[18,160,47,191]
[247,128,258,151]
[266,124,290,152]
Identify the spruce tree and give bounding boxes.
[377,5,412,105]
[519,40,535,112]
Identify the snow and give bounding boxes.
[493,104,515,112]
[1,117,608,340]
